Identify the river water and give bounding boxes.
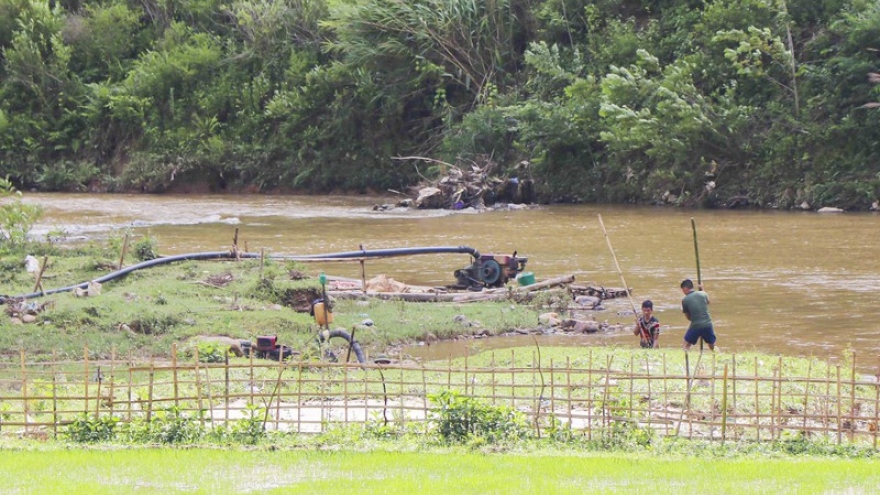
[23,193,880,370]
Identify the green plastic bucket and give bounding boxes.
[517,272,536,286]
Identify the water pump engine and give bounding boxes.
[453,252,528,289]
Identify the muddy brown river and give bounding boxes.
[23,193,880,370]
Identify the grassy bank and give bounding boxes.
[0,444,877,494]
[0,241,541,361]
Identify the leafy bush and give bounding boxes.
[133,234,159,261]
[121,406,205,444]
[428,389,530,444]
[64,414,120,443]
[0,176,43,249]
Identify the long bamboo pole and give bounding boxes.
[597,214,638,317]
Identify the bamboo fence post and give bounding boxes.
[662,352,668,436]
[249,350,255,408]
[803,359,812,435]
[873,358,879,450]
[721,364,729,444]
[773,357,781,441]
[447,356,452,391]
[771,365,778,441]
[343,359,349,426]
[550,358,556,418]
[836,365,842,444]
[51,350,58,439]
[109,347,116,417]
[849,351,857,442]
[398,366,405,427]
[275,352,284,431]
[194,348,205,428]
[360,258,367,296]
[260,249,265,279]
[566,357,572,428]
[601,355,611,431]
[117,233,129,269]
[83,346,90,415]
[94,365,102,418]
[204,356,215,428]
[33,255,49,294]
[172,343,179,407]
[422,364,429,435]
[224,352,230,422]
[232,227,240,260]
[532,351,537,432]
[146,360,155,422]
[363,364,369,431]
[587,349,593,440]
[824,358,831,430]
[510,350,515,410]
[320,359,326,427]
[644,354,651,428]
[20,349,28,430]
[710,353,717,429]
[296,362,303,434]
[731,354,737,429]
[491,352,497,406]
[127,351,133,422]
[628,355,634,422]
[754,357,760,442]
[464,354,469,396]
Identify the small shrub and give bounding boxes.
[64,414,120,443]
[133,234,159,261]
[121,406,204,444]
[428,390,530,444]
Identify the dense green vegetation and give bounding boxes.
[1,0,878,208]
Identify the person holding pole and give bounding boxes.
[680,278,716,351]
[633,299,660,349]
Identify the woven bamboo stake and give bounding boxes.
[754,357,760,441]
[873,358,879,450]
[109,347,116,417]
[510,350,515,409]
[117,233,129,270]
[721,364,729,445]
[94,365,102,418]
[127,350,133,422]
[662,352,668,436]
[731,354,737,427]
[566,357,572,428]
[296,362,303,433]
[628,355,634,422]
[172,343,179,407]
[836,365,842,444]
[587,349,593,440]
[421,364,429,435]
[146,360,155,422]
[224,351,230,422]
[203,356,215,428]
[83,346,90,415]
[849,351,857,441]
[194,348,204,428]
[51,350,58,439]
[20,349,28,430]
[803,359,812,436]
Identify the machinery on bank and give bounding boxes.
[452,251,529,290]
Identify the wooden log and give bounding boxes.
[513,274,575,292]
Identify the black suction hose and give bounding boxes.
[0,246,479,302]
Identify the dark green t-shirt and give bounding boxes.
[682,290,712,329]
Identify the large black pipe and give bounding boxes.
[0,246,480,302]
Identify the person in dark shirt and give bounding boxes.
[633,299,660,349]
[680,278,717,351]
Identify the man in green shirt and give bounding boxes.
[680,279,717,351]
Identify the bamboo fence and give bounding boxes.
[0,347,877,448]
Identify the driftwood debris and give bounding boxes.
[392,155,535,210]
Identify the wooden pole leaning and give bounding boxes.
[597,214,638,317]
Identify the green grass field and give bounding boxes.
[1,447,877,494]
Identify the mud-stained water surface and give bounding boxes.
[24,193,880,369]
